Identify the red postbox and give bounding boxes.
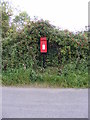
[40,37,47,53]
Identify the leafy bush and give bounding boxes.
[1,1,88,87]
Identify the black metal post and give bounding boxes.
[43,53,45,68]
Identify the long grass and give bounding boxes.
[2,61,88,88]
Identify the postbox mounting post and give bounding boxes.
[40,37,47,68]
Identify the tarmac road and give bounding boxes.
[2,87,88,118]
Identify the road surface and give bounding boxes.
[2,87,88,118]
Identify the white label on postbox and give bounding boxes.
[42,44,45,50]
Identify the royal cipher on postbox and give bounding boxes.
[40,37,47,53]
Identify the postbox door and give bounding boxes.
[40,40,47,53]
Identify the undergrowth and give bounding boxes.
[2,60,88,88]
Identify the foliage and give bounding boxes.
[2,61,88,88]
[0,1,13,38]
[1,1,89,87]
[13,11,30,29]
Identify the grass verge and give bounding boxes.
[2,61,88,88]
